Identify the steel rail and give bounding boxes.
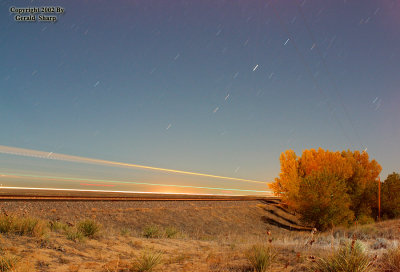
[0,196,279,201]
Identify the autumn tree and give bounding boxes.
[269,148,382,229]
[381,172,400,219]
[298,148,353,180]
[341,150,381,221]
[269,150,300,209]
[297,170,354,231]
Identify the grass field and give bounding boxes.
[0,200,399,271]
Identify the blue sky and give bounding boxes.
[0,0,399,194]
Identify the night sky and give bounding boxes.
[0,0,399,194]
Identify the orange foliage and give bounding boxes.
[269,150,300,208]
[341,150,382,217]
[298,148,353,180]
[269,148,382,228]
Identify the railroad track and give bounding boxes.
[0,195,279,201]
[0,188,279,202]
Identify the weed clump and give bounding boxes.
[13,217,46,237]
[48,221,68,232]
[310,240,375,272]
[120,227,130,236]
[142,225,161,239]
[0,216,13,234]
[0,215,47,237]
[77,219,101,238]
[131,250,162,272]
[142,225,181,239]
[164,226,179,238]
[246,244,276,272]
[66,229,85,242]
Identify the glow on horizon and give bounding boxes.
[0,186,259,197]
[0,145,267,184]
[0,172,272,194]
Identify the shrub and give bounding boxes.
[371,238,388,250]
[49,221,68,232]
[246,244,276,272]
[382,172,400,219]
[164,226,179,238]
[142,225,161,239]
[121,227,130,236]
[310,240,375,272]
[0,215,47,237]
[131,251,162,272]
[355,225,378,240]
[12,217,38,235]
[14,217,47,237]
[381,246,400,271]
[357,215,375,225]
[77,219,100,238]
[66,229,85,242]
[0,216,13,234]
[333,228,346,239]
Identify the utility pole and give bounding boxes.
[378,176,381,221]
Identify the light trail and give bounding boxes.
[0,186,248,196]
[0,145,266,184]
[0,172,272,194]
[79,183,115,187]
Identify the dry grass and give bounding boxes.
[142,225,182,239]
[142,225,161,239]
[0,215,47,238]
[66,228,85,242]
[310,240,376,272]
[77,219,101,238]
[246,244,276,272]
[380,246,400,271]
[1,201,400,271]
[131,250,163,272]
[0,254,18,272]
[164,226,180,238]
[48,221,68,232]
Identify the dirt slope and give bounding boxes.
[0,199,308,238]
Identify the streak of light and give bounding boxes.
[80,183,115,187]
[284,38,290,45]
[0,172,272,194]
[0,186,250,196]
[0,145,266,184]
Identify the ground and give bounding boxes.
[0,199,398,271]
